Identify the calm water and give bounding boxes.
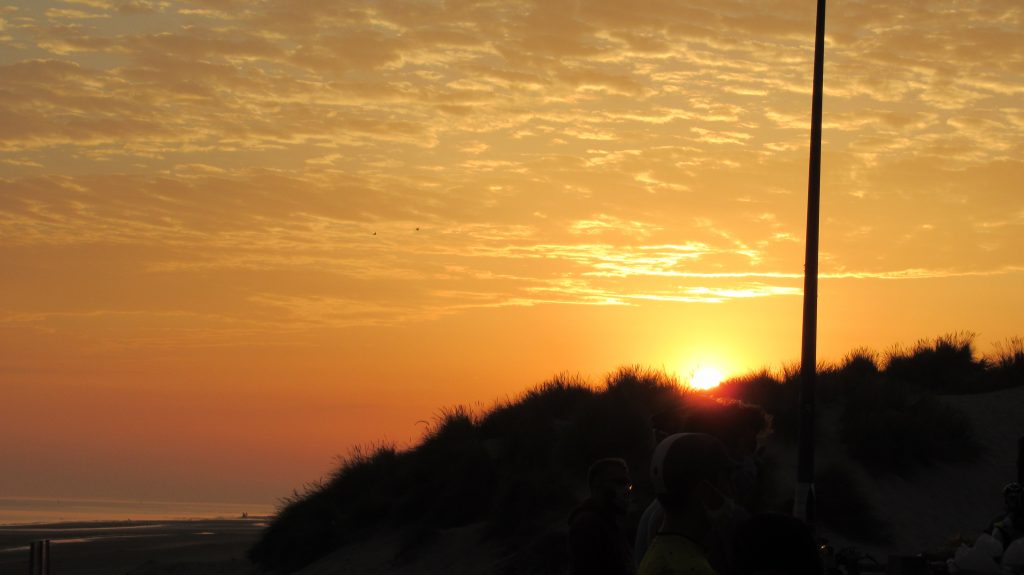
[0,497,274,525]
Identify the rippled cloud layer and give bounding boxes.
[2,0,1023,347]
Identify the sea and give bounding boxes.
[0,497,275,525]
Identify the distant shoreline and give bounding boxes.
[0,516,267,575]
[0,516,273,529]
[0,496,274,527]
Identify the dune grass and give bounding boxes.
[249,334,1022,572]
[884,332,989,394]
[987,336,1024,390]
[717,335,990,474]
[248,368,689,571]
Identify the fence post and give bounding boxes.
[29,540,50,575]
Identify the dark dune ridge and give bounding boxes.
[250,332,1024,574]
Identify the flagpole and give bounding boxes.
[795,0,827,524]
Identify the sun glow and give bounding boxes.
[689,367,725,390]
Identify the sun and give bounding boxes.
[689,367,725,390]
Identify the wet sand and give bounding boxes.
[0,518,266,575]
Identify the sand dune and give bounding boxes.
[294,385,1024,574]
[761,384,1024,560]
[867,385,1024,555]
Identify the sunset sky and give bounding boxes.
[2,0,1023,508]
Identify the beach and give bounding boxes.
[0,518,266,575]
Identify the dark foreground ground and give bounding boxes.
[0,518,265,575]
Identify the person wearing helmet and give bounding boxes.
[638,433,740,575]
[989,482,1024,549]
[635,400,768,570]
[568,458,636,575]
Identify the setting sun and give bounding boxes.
[689,367,726,390]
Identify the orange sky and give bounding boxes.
[2,0,1023,507]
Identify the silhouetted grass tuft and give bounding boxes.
[823,348,881,403]
[987,337,1024,390]
[884,332,989,393]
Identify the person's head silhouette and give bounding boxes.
[587,458,632,514]
[636,433,740,574]
[655,429,737,515]
[651,433,739,536]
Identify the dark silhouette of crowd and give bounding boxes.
[569,399,824,575]
[567,399,1024,575]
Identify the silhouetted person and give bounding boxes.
[677,401,771,510]
[569,458,636,575]
[988,482,1024,549]
[638,433,740,575]
[732,513,823,575]
[636,401,769,570]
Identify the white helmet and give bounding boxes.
[650,433,735,496]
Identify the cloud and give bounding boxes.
[45,8,110,21]
[569,214,662,238]
[0,0,1022,342]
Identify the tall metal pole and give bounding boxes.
[1017,435,1023,483]
[795,0,827,524]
